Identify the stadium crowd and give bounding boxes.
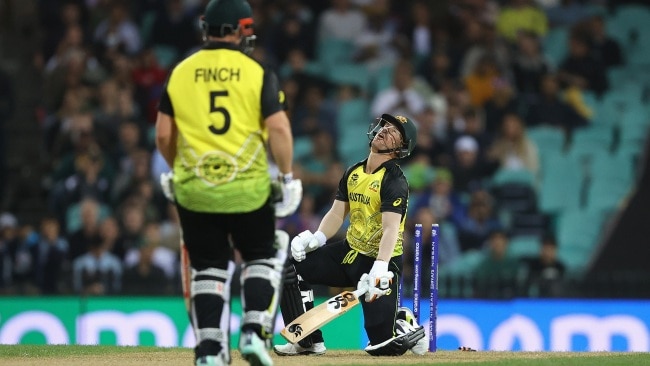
[0,0,641,299]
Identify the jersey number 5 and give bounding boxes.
[209,90,230,135]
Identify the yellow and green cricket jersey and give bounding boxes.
[335,159,409,258]
[158,42,285,213]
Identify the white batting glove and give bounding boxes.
[274,173,303,218]
[160,171,175,202]
[290,230,326,262]
[359,261,394,302]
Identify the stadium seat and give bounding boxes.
[443,250,486,277]
[152,44,179,69]
[65,203,112,234]
[293,136,313,161]
[527,126,566,154]
[542,26,568,67]
[538,152,583,214]
[336,99,371,166]
[507,235,542,259]
[585,176,633,212]
[566,125,615,159]
[316,38,355,66]
[491,168,537,188]
[556,209,607,251]
[326,63,371,92]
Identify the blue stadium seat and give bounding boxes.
[543,27,568,67]
[527,126,566,154]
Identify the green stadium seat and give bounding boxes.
[443,250,486,277]
[316,38,355,66]
[507,235,542,259]
[543,27,568,67]
[152,44,179,69]
[585,176,633,212]
[556,209,606,251]
[326,63,370,92]
[527,126,566,154]
[293,136,313,161]
[65,203,111,235]
[538,152,583,214]
[491,168,537,188]
[566,125,615,159]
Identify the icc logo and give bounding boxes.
[288,324,303,338]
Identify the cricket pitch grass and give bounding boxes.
[1,345,649,366]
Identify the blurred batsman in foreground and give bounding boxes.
[155,0,302,365]
[275,114,427,357]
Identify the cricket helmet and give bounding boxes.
[367,113,418,159]
[201,0,255,50]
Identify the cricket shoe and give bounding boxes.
[396,307,429,355]
[195,353,228,366]
[239,330,273,366]
[273,341,326,356]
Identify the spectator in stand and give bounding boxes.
[110,120,146,175]
[291,84,337,139]
[449,107,493,158]
[521,232,566,297]
[487,112,540,177]
[72,234,122,295]
[0,213,20,293]
[122,238,172,295]
[131,48,168,124]
[67,197,103,261]
[511,30,553,105]
[544,0,592,28]
[456,188,503,252]
[587,15,624,70]
[420,50,455,92]
[49,145,114,222]
[464,54,503,108]
[27,215,68,294]
[99,216,126,261]
[148,0,199,57]
[124,222,176,282]
[483,79,520,139]
[293,128,345,213]
[317,0,367,42]
[117,200,148,255]
[371,58,427,119]
[268,0,317,65]
[111,148,156,207]
[412,168,465,228]
[402,0,433,62]
[460,20,511,82]
[352,4,402,73]
[557,32,608,97]
[402,106,450,167]
[449,135,499,198]
[93,0,142,58]
[496,0,548,44]
[526,73,587,134]
[0,67,14,197]
[473,229,521,298]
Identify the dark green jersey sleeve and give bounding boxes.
[380,162,409,216]
[261,67,286,117]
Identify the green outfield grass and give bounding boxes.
[0,345,649,366]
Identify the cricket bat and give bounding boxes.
[280,286,368,344]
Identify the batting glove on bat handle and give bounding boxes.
[290,230,326,262]
[274,173,303,218]
[359,270,394,303]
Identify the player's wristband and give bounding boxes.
[279,172,293,184]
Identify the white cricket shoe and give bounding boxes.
[239,330,273,366]
[273,341,326,356]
